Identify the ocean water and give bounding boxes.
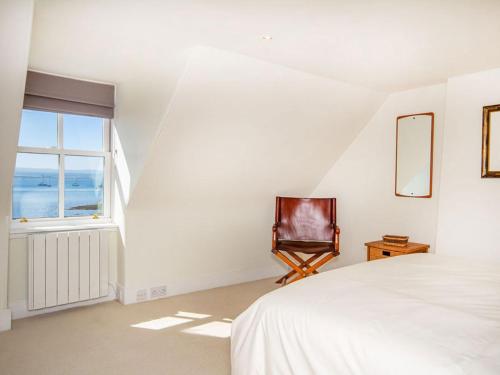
[13,170,103,219]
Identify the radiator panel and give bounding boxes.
[89,231,100,299]
[68,232,80,304]
[45,233,58,308]
[57,233,69,305]
[79,232,90,301]
[99,231,109,297]
[28,230,110,310]
[32,234,46,310]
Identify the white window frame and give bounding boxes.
[12,111,112,223]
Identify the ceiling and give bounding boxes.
[30,0,500,92]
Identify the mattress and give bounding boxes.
[231,254,500,374]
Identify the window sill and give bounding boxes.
[9,219,118,238]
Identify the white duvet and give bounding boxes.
[231,254,500,375]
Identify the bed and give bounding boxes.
[231,254,500,374]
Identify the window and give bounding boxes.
[12,109,111,221]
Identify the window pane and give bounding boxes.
[63,114,104,151]
[18,109,57,148]
[64,156,104,217]
[12,153,59,219]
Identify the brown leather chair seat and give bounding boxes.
[277,240,334,254]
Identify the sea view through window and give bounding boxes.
[13,110,109,220]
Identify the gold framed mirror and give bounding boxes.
[395,113,434,198]
[481,104,500,178]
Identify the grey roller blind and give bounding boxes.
[24,71,115,118]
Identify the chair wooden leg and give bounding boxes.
[275,274,290,285]
[289,252,320,275]
[287,271,306,284]
[275,252,322,284]
[273,250,306,277]
[304,252,335,276]
[273,250,306,284]
[273,250,339,285]
[288,257,324,283]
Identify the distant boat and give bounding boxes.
[38,175,52,187]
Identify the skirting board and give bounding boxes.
[9,285,117,320]
[121,264,284,305]
[0,309,12,332]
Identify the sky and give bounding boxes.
[16,110,105,171]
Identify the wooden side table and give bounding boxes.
[365,240,429,261]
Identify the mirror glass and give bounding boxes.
[488,111,500,171]
[395,113,434,198]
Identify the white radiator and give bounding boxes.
[28,230,109,310]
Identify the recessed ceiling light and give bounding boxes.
[262,35,273,40]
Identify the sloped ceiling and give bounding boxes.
[29,0,500,192]
[124,46,386,294]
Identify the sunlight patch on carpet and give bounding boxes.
[131,316,192,330]
[182,321,232,338]
[175,311,211,319]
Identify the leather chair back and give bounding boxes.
[275,197,336,242]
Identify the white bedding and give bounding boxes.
[231,254,500,375]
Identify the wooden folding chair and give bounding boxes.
[271,197,340,285]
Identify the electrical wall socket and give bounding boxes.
[136,289,148,302]
[150,285,167,299]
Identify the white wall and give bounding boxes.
[129,69,500,300]
[313,84,447,268]
[123,47,386,303]
[0,0,34,330]
[436,69,500,260]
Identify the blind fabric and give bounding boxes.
[24,71,115,118]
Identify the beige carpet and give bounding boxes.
[0,278,278,375]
